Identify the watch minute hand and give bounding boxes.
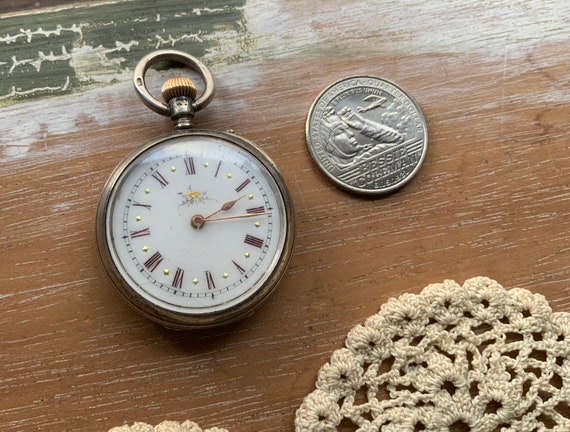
[191,211,269,230]
[205,212,270,222]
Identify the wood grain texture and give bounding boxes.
[1,1,569,431]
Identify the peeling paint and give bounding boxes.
[0,0,248,105]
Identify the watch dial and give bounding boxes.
[101,132,292,324]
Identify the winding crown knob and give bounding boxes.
[161,76,198,102]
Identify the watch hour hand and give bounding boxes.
[204,195,245,220]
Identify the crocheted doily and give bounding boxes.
[108,420,227,432]
[295,277,570,432]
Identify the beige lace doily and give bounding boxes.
[108,420,228,432]
[295,277,570,432]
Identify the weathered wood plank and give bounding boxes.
[1,0,569,431]
[0,0,248,104]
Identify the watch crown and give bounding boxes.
[161,76,198,102]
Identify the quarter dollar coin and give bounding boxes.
[306,76,428,195]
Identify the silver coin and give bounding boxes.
[306,76,428,195]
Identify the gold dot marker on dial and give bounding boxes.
[254,222,260,228]
[171,166,176,172]
[203,162,209,168]
[142,245,149,252]
[226,173,233,179]
[192,278,199,285]
[135,215,142,222]
[223,273,229,279]
[244,252,250,259]
[248,194,254,200]
[163,269,170,276]
[145,188,151,194]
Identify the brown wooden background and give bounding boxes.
[1,1,569,431]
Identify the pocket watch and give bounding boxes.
[96,50,295,330]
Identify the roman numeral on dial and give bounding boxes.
[244,234,264,249]
[172,268,184,289]
[132,202,152,210]
[151,171,169,187]
[232,259,246,274]
[246,206,265,214]
[130,227,150,238]
[144,251,163,272]
[205,271,215,290]
[185,157,196,175]
[235,179,251,192]
[214,160,222,177]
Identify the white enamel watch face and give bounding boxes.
[96,130,295,329]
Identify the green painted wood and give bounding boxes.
[0,0,247,105]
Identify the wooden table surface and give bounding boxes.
[1,1,569,431]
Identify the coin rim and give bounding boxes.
[305,75,428,195]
